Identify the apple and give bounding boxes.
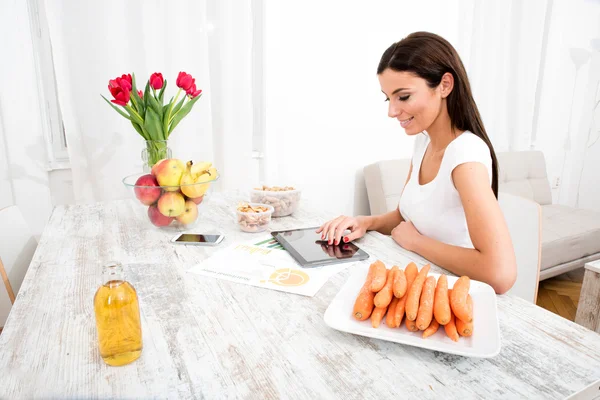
[148,205,173,227]
[134,174,161,205]
[150,159,166,177]
[157,191,185,217]
[190,195,204,205]
[152,158,185,191]
[176,200,199,225]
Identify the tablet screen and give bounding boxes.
[271,227,369,267]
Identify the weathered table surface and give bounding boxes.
[1,192,599,399]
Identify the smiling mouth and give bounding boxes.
[400,117,414,128]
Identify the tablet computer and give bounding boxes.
[271,227,370,268]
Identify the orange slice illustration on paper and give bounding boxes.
[261,268,310,287]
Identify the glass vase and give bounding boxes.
[141,140,171,172]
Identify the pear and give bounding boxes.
[180,161,217,199]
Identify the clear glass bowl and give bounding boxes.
[123,171,219,229]
[249,187,301,217]
[235,203,274,232]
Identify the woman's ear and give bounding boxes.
[440,72,454,98]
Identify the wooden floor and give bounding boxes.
[536,268,585,322]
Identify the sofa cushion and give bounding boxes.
[541,204,600,270]
[498,151,552,205]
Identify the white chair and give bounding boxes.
[364,159,542,303]
[0,206,38,328]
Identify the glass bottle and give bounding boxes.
[93,262,143,366]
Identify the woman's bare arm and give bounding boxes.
[405,162,517,294]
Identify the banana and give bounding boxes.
[180,160,217,199]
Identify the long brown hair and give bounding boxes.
[377,32,499,198]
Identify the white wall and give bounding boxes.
[264,0,600,218]
[0,0,53,237]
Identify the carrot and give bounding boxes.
[371,306,387,328]
[370,260,388,292]
[374,267,396,308]
[404,262,418,287]
[444,313,460,342]
[352,264,376,320]
[393,293,406,327]
[394,262,417,328]
[450,276,472,323]
[405,264,430,321]
[393,268,407,298]
[433,274,451,325]
[456,295,474,336]
[416,276,436,330]
[422,319,440,338]
[405,317,419,332]
[385,297,400,328]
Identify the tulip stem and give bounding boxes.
[164,88,182,139]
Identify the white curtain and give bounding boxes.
[263,0,600,217]
[43,0,256,204]
[0,0,54,237]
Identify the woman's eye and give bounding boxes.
[384,98,390,102]
[399,95,410,101]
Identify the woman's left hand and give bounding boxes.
[391,221,422,252]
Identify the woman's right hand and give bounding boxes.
[315,215,369,245]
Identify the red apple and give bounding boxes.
[147,205,173,227]
[134,174,161,205]
[190,195,204,205]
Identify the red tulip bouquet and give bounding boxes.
[102,71,202,167]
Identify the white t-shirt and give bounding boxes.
[399,131,492,249]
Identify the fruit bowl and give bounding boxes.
[122,159,219,229]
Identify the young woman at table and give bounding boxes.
[317,32,516,294]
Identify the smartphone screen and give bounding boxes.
[174,234,222,243]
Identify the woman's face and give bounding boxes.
[378,68,442,135]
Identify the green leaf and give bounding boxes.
[158,79,166,104]
[131,121,148,139]
[168,95,201,135]
[124,106,145,125]
[143,80,151,111]
[144,107,164,140]
[147,90,163,118]
[130,73,144,114]
[101,95,131,120]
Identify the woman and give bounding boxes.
[317,32,516,294]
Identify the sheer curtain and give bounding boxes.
[263,0,600,216]
[43,0,256,204]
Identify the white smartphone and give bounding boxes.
[171,233,225,246]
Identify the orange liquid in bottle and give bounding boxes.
[94,264,142,366]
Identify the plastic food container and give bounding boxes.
[250,186,301,217]
[236,203,274,233]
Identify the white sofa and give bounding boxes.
[363,150,600,283]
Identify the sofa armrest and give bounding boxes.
[498,192,542,303]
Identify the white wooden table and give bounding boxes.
[575,260,600,333]
[1,192,600,399]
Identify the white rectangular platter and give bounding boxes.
[324,264,501,358]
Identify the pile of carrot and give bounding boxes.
[352,260,473,341]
